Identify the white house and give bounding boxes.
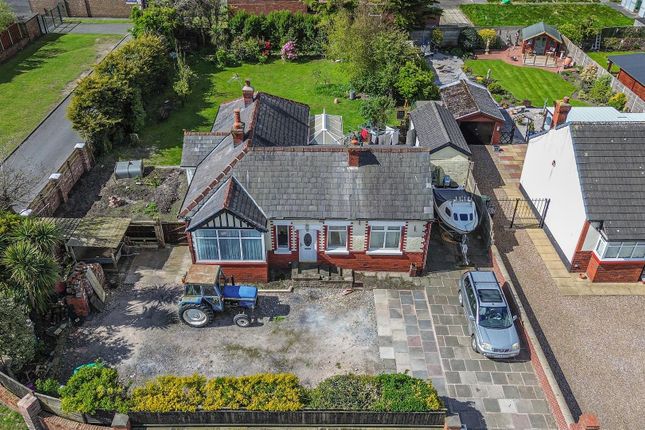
[521,99,645,282]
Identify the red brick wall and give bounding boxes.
[268,249,424,273]
[29,0,135,17]
[41,415,111,430]
[228,0,306,14]
[617,70,645,101]
[190,262,269,283]
[0,384,20,412]
[571,251,592,273]
[586,252,644,283]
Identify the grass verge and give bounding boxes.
[0,33,123,157]
[460,4,633,28]
[465,59,588,106]
[0,404,26,430]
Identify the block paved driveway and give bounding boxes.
[375,271,557,430]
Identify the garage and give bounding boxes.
[440,79,506,146]
[459,121,494,146]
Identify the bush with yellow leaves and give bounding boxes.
[131,374,206,412]
[203,373,304,411]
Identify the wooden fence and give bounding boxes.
[0,16,42,63]
[562,35,645,113]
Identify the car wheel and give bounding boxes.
[179,303,214,328]
[458,291,463,307]
[233,313,251,327]
[471,335,479,354]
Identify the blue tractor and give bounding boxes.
[178,265,258,328]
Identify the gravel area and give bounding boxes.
[471,146,645,429]
[60,249,381,387]
[428,53,467,85]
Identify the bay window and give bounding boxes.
[193,229,265,262]
[327,225,348,251]
[595,237,645,260]
[369,224,402,252]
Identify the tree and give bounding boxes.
[173,51,196,100]
[360,96,395,129]
[559,16,599,46]
[13,218,61,253]
[131,5,179,40]
[0,0,15,32]
[458,27,482,51]
[0,290,36,374]
[382,0,441,30]
[395,61,438,106]
[326,7,436,102]
[431,28,443,49]
[478,29,497,54]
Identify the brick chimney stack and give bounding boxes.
[552,96,572,127]
[232,108,244,146]
[348,148,361,167]
[242,79,254,107]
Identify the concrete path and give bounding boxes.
[374,281,557,430]
[50,22,132,34]
[440,8,473,25]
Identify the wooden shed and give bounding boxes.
[520,22,563,56]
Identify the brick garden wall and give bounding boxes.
[0,385,20,412]
[570,251,592,273]
[28,143,93,216]
[29,0,135,17]
[586,253,644,282]
[227,0,307,14]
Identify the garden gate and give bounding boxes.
[491,197,550,229]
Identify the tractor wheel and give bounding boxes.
[179,303,214,328]
[233,313,251,327]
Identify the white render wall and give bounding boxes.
[350,221,367,252]
[520,127,587,264]
[405,221,427,252]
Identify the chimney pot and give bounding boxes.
[242,79,254,107]
[232,108,244,145]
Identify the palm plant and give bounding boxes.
[12,218,61,253]
[2,241,59,314]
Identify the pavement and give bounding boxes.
[2,28,128,214]
[471,144,645,429]
[375,276,558,430]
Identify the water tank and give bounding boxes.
[114,160,143,179]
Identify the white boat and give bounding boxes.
[433,187,479,235]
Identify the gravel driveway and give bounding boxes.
[60,248,381,387]
[471,146,645,429]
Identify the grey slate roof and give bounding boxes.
[440,80,505,122]
[181,133,227,167]
[251,93,310,147]
[187,177,267,231]
[570,122,645,241]
[521,22,562,43]
[607,53,645,86]
[230,149,433,220]
[409,101,471,156]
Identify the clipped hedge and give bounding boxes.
[203,373,304,411]
[131,375,206,412]
[307,374,443,412]
[59,364,130,414]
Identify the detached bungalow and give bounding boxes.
[520,100,645,282]
[439,80,505,146]
[179,82,436,282]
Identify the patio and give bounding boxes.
[479,47,562,71]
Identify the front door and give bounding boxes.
[298,228,318,262]
[534,37,547,55]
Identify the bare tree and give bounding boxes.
[0,151,41,213]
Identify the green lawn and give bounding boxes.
[138,58,366,166]
[460,4,633,28]
[0,404,26,430]
[587,51,643,72]
[0,33,123,156]
[465,59,588,106]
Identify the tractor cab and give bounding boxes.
[178,265,258,328]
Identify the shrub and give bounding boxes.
[372,373,443,412]
[281,41,298,61]
[59,363,130,414]
[35,377,61,397]
[608,92,627,110]
[203,373,304,411]
[308,374,380,410]
[487,82,505,95]
[587,74,612,103]
[131,375,206,412]
[0,291,36,373]
[230,36,261,63]
[360,96,395,129]
[458,27,482,51]
[579,64,598,87]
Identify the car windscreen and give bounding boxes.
[478,306,513,329]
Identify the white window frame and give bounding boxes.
[367,222,404,255]
[193,228,266,263]
[274,224,291,254]
[326,224,349,255]
[594,236,645,261]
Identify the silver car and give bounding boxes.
[458,271,520,359]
